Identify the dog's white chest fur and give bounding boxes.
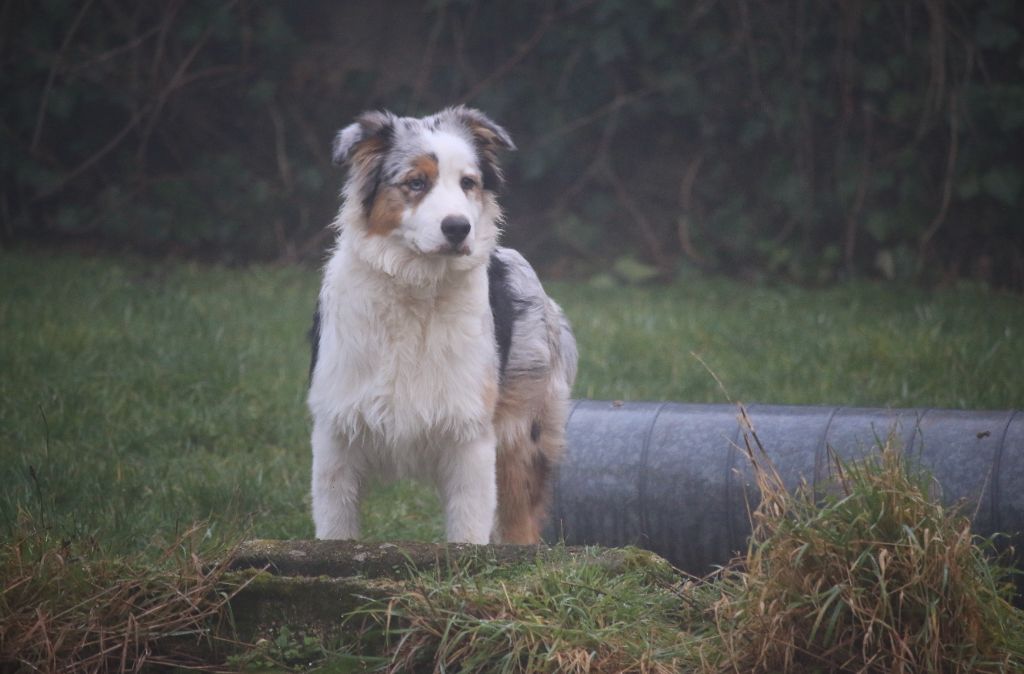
[309,252,497,472]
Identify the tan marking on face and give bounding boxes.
[401,155,440,204]
[367,185,405,236]
[411,154,439,185]
[366,155,441,236]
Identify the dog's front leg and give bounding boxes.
[439,428,497,544]
[311,421,363,539]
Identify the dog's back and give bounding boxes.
[486,246,577,542]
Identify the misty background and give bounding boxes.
[3,0,1022,288]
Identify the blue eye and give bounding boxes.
[406,178,427,192]
[460,176,478,191]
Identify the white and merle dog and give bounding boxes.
[307,106,577,544]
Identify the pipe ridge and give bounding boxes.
[636,401,671,544]
[910,408,931,460]
[990,409,1020,536]
[724,404,747,557]
[908,408,935,503]
[552,399,586,539]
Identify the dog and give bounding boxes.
[307,106,577,544]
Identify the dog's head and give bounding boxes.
[332,106,515,265]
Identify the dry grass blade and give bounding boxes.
[0,519,254,673]
[736,405,789,527]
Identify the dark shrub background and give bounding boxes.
[3,0,1022,287]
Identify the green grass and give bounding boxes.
[354,547,696,673]
[1,252,318,550]
[2,248,1023,554]
[560,277,1024,408]
[2,248,1024,672]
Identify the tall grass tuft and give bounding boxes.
[711,407,1024,673]
[0,516,250,673]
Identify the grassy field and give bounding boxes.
[3,248,1024,672]
[2,248,1023,554]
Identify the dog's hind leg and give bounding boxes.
[438,429,497,544]
[494,396,567,544]
[311,421,362,540]
[495,445,545,544]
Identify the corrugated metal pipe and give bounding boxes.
[544,401,1023,575]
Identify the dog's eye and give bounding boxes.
[406,178,427,192]
[460,176,478,191]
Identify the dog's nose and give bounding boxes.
[441,216,471,245]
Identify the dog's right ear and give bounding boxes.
[332,110,395,166]
[333,111,396,215]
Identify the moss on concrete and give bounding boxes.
[227,538,658,579]
[220,540,675,644]
[222,568,400,643]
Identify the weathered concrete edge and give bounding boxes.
[220,568,399,642]
[227,538,662,579]
[219,540,678,645]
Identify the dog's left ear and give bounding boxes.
[332,110,396,166]
[449,106,516,191]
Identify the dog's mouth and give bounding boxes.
[435,243,472,256]
[408,241,472,258]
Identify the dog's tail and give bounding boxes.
[551,299,578,391]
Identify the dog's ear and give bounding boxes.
[448,106,515,191]
[333,111,395,214]
[450,106,516,152]
[332,110,395,166]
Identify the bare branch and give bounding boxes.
[677,153,706,265]
[918,91,960,254]
[459,0,598,104]
[30,0,97,153]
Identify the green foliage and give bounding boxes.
[1,2,319,260]
[2,1,1023,286]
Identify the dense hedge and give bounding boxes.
[3,0,1022,286]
